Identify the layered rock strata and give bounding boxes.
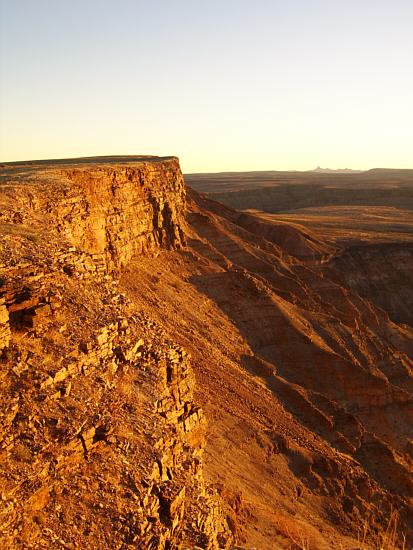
[0,158,231,549]
[0,157,186,273]
[61,162,186,269]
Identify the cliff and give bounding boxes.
[119,188,413,548]
[0,156,186,273]
[0,157,231,549]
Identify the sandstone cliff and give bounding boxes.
[0,157,231,549]
[1,156,185,273]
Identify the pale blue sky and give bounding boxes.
[0,0,412,171]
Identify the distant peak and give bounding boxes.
[310,166,362,174]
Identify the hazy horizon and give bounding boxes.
[1,0,412,172]
[1,153,409,174]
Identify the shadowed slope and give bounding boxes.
[119,187,413,548]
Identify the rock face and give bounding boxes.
[0,156,186,273]
[0,299,10,351]
[61,162,186,269]
[0,158,231,549]
[330,243,413,327]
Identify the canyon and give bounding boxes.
[1,157,412,549]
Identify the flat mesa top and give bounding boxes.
[0,155,178,170]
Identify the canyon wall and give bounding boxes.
[61,161,186,269]
[1,157,186,272]
[330,243,413,327]
[186,169,413,212]
[0,158,232,549]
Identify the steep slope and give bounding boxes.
[328,243,413,327]
[1,158,412,549]
[120,190,413,548]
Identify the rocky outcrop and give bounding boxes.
[0,299,10,351]
[61,162,186,270]
[0,255,231,549]
[0,310,230,549]
[0,158,231,549]
[0,156,186,273]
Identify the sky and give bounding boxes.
[0,0,412,172]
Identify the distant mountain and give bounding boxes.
[310,166,363,173]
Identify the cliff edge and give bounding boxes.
[0,157,232,549]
